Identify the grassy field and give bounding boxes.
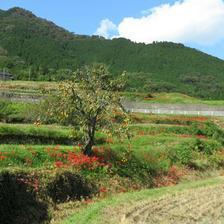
[124,92,224,106]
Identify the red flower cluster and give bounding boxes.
[55,161,64,168]
[67,152,98,165]
[99,187,108,193]
[196,135,207,139]
[106,138,113,143]
[83,199,94,204]
[0,156,6,160]
[138,131,145,136]
[0,152,7,160]
[93,147,114,163]
[155,166,186,187]
[178,134,207,139]
[169,116,208,122]
[48,146,109,170]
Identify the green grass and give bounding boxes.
[63,176,224,224]
[130,123,194,135]
[124,92,224,106]
[0,123,75,145]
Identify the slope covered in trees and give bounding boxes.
[0,7,224,99]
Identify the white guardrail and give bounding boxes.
[126,108,224,117]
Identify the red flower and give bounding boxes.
[83,199,93,204]
[106,138,113,143]
[99,187,108,193]
[0,152,7,160]
[0,155,6,160]
[55,161,64,168]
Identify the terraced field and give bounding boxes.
[122,184,224,224]
[63,177,224,224]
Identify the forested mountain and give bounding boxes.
[0,7,224,99]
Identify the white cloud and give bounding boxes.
[95,19,117,38]
[117,0,224,45]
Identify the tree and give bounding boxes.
[48,64,129,155]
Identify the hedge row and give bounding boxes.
[0,170,98,224]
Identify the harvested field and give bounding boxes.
[122,184,224,224]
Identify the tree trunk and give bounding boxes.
[83,138,94,156]
[83,119,96,156]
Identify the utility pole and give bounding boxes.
[28,67,31,81]
[3,68,5,80]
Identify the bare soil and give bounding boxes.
[122,184,224,224]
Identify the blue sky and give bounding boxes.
[1,0,224,59]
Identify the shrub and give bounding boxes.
[0,100,34,123]
[46,171,98,203]
[95,147,154,186]
[169,144,194,165]
[0,171,49,224]
[213,128,224,145]
[191,139,220,155]
[191,122,220,138]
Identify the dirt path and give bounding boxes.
[121,184,224,224]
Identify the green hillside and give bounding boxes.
[0,7,224,99]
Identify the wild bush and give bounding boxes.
[94,147,154,186]
[0,171,49,224]
[46,171,98,203]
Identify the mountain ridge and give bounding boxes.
[0,7,224,99]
